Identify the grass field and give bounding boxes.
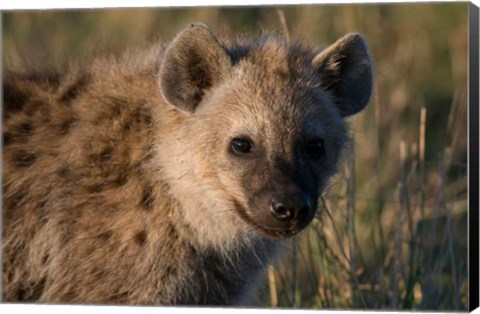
[2,3,469,310]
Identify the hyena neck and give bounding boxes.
[153,163,280,306]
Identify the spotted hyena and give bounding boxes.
[2,23,372,305]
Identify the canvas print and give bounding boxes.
[1,2,474,310]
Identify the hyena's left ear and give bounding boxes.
[312,33,373,117]
[158,23,232,114]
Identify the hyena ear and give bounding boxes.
[158,23,232,114]
[312,33,373,117]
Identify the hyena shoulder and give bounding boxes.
[2,45,188,304]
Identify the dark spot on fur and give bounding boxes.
[134,230,148,246]
[42,254,49,265]
[16,278,46,301]
[3,72,56,119]
[108,291,130,302]
[142,108,153,126]
[99,147,114,162]
[37,199,47,208]
[3,82,30,115]
[15,287,27,300]
[14,151,38,167]
[99,230,113,241]
[18,121,34,137]
[164,265,174,275]
[86,144,114,165]
[275,69,290,80]
[57,165,71,179]
[85,173,128,193]
[192,90,205,105]
[59,72,91,105]
[119,103,153,133]
[227,43,252,65]
[29,278,47,300]
[61,289,78,302]
[3,132,13,147]
[86,183,104,194]
[4,190,27,215]
[132,106,154,126]
[23,71,61,88]
[92,267,106,280]
[139,144,155,163]
[6,271,14,283]
[140,185,155,210]
[166,224,179,241]
[6,121,35,145]
[57,117,77,135]
[107,99,124,120]
[36,198,49,223]
[114,172,129,187]
[96,96,125,124]
[133,160,144,174]
[62,226,75,245]
[20,100,51,122]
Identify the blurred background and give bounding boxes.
[3,3,469,310]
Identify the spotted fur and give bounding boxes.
[2,24,372,305]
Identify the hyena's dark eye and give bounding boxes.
[230,138,253,155]
[305,139,325,159]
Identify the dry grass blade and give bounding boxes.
[268,264,278,307]
[275,8,290,42]
[320,197,368,308]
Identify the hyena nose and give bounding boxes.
[269,193,312,222]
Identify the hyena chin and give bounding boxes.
[3,23,372,305]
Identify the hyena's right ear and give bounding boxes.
[158,24,232,114]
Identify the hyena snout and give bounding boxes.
[269,192,312,222]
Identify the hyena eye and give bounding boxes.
[305,139,325,159]
[230,138,253,155]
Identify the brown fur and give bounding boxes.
[2,24,373,305]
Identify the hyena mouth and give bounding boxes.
[232,200,305,240]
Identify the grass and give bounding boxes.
[2,3,469,310]
[259,116,468,310]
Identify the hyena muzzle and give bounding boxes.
[2,23,372,305]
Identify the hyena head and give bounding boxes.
[158,24,372,248]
